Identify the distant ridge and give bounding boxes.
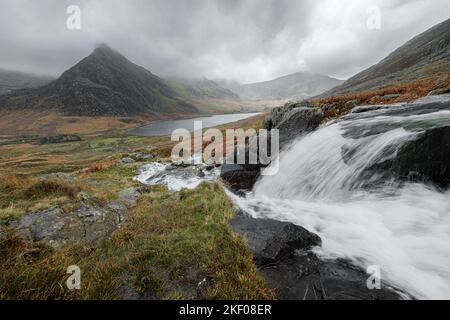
[0,69,54,94]
[0,45,198,117]
[230,72,343,100]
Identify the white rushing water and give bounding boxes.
[135,161,220,192]
[234,110,450,300]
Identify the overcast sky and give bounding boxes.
[0,0,448,83]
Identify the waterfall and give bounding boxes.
[235,110,450,299]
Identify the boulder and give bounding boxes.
[261,253,402,300]
[10,190,141,245]
[220,164,262,193]
[11,207,85,244]
[276,107,323,147]
[196,168,206,178]
[392,126,450,189]
[230,213,402,300]
[263,100,316,130]
[230,215,321,265]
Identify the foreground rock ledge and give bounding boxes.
[230,213,402,300]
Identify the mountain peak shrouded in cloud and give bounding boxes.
[0,46,198,117]
[0,0,449,82]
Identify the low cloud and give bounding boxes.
[0,0,448,82]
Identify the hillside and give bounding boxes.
[0,45,198,117]
[165,77,281,114]
[232,72,343,100]
[324,18,450,97]
[167,77,240,101]
[0,69,54,94]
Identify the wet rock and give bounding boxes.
[165,164,177,171]
[276,107,323,147]
[220,164,262,193]
[374,94,450,117]
[230,215,321,265]
[351,105,391,114]
[261,253,402,300]
[197,168,206,178]
[230,213,401,300]
[392,126,450,189]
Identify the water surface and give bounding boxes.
[129,113,261,137]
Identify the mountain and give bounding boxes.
[0,45,198,117]
[324,18,450,97]
[230,72,343,100]
[167,77,240,101]
[0,69,54,94]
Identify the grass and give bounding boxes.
[0,183,273,300]
[314,74,450,121]
[0,175,82,222]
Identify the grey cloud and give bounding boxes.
[0,0,448,83]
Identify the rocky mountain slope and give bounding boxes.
[0,45,198,117]
[324,18,450,97]
[231,72,343,100]
[0,69,54,94]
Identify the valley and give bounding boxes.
[0,9,449,302]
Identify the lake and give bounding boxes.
[129,113,262,137]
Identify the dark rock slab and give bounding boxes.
[261,253,401,300]
[220,164,262,193]
[230,215,321,265]
[230,213,402,300]
[393,126,450,189]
